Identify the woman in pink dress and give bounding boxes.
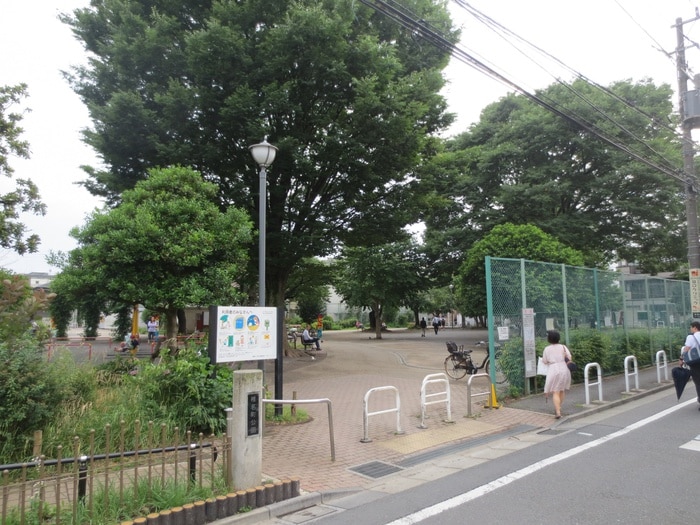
[542,330,572,419]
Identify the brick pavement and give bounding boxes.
[259,328,556,494]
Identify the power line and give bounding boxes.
[358,0,685,183]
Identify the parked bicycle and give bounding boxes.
[443,341,506,383]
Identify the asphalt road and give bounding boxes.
[293,388,700,524]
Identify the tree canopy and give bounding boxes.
[62,0,458,307]
[422,78,686,275]
[50,166,252,340]
[455,223,585,322]
[0,84,46,255]
[334,240,427,339]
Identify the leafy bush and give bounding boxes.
[0,337,66,458]
[132,346,233,434]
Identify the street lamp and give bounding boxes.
[249,138,281,415]
[249,139,278,307]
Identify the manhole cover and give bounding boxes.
[348,460,404,479]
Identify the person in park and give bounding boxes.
[420,317,427,337]
[302,324,322,351]
[542,330,572,419]
[680,320,700,408]
[432,316,440,335]
[147,316,159,342]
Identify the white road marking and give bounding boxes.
[385,399,695,525]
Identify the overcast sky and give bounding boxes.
[1,0,699,274]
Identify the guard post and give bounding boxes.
[231,369,263,490]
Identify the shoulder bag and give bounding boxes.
[683,334,700,366]
[563,345,578,372]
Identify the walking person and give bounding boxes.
[420,317,427,337]
[432,316,440,335]
[542,329,571,419]
[681,320,700,408]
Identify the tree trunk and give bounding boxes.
[165,308,179,350]
[177,308,187,334]
[372,302,382,340]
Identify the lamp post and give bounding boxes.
[249,139,278,307]
[249,138,280,415]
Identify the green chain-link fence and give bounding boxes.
[485,256,691,393]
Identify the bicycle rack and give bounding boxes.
[361,386,404,443]
[655,350,669,383]
[583,362,604,405]
[623,355,640,393]
[466,373,491,417]
[419,373,452,428]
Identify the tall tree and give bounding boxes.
[334,240,426,339]
[50,166,252,342]
[0,84,46,255]
[422,78,686,273]
[455,223,585,324]
[62,0,457,307]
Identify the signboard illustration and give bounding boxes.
[208,305,277,363]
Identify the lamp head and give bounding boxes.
[249,139,278,167]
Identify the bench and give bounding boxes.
[300,338,316,352]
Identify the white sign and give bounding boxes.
[522,308,536,378]
[497,326,509,340]
[208,306,277,363]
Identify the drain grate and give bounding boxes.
[348,460,404,479]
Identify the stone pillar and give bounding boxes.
[231,369,263,490]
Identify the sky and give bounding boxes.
[1,0,700,274]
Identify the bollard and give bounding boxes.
[290,477,301,498]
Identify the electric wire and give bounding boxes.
[358,0,686,183]
[453,1,684,181]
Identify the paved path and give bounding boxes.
[257,327,675,497]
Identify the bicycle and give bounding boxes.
[443,341,506,383]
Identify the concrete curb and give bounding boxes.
[552,380,674,427]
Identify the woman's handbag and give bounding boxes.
[537,357,549,375]
[563,345,578,372]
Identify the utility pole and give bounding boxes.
[676,15,700,317]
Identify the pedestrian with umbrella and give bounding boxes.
[679,321,700,408]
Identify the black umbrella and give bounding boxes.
[672,366,692,400]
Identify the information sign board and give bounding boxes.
[207,305,277,363]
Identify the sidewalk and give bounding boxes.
[221,328,676,524]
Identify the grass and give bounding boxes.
[264,402,310,424]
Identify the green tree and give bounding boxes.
[50,166,252,342]
[423,78,685,273]
[334,240,426,339]
[456,223,585,323]
[0,84,46,255]
[62,0,457,308]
